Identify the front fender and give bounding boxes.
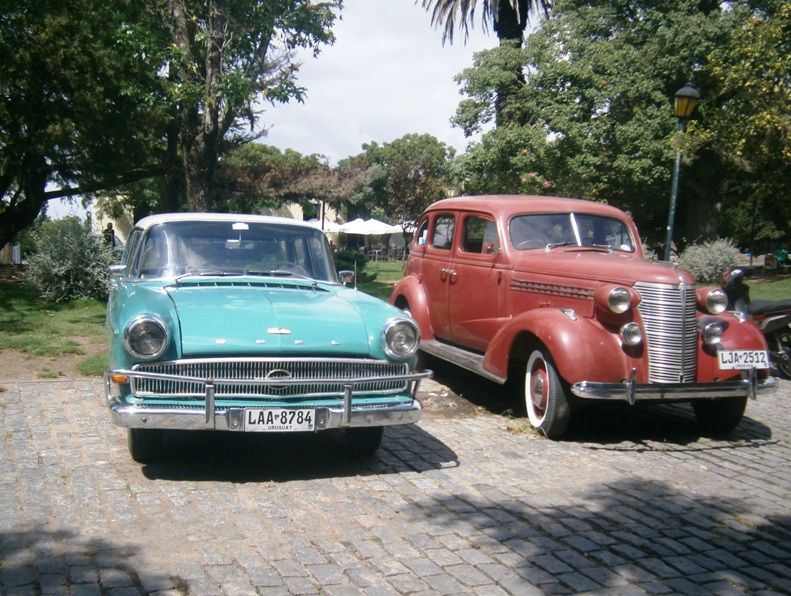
[390,276,434,341]
[483,310,644,384]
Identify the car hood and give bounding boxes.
[165,283,373,356]
[511,249,696,287]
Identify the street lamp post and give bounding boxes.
[663,83,700,261]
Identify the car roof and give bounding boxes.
[134,212,317,231]
[424,195,629,218]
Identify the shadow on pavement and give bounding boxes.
[403,478,791,593]
[0,528,181,593]
[140,423,459,483]
[426,354,773,448]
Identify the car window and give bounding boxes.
[132,221,336,280]
[510,214,575,250]
[431,215,455,250]
[509,213,635,252]
[461,216,499,254]
[415,219,429,247]
[574,214,635,251]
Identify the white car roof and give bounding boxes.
[134,212,316,231]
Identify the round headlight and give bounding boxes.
[705,289,728,315]
[703,321,724,346]
[123,315,170,360]
[620,322,643,346]
[383,319,419,359]
[608,287,632,314]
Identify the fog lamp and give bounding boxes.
[621,322,643,346]
[703,322,724,346]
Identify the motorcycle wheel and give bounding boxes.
[774,330,791,379]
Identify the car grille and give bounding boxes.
[634,281,697,383]
[130,358,410,399]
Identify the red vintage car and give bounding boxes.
[391,195,777,438]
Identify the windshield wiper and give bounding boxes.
[545,241,576,251]
[245,270,320,287]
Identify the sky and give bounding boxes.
[49,0,494,219]
[259,0,494,162]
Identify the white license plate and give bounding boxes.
[244,408,315,432]
[717,350,769,370]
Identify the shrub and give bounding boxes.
[679,238,741,284]
[23,217,115,302]
[332,249,375,282]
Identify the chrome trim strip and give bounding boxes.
[571,374,778,402]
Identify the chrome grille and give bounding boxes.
[635,281,697,383]
[130,358,410,399]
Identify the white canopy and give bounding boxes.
[339,218,402,235]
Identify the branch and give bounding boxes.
[42,167,164,200]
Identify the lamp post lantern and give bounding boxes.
[663,83,700,261]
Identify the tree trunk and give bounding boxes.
[0,154,48,249]
[494,0,529,128]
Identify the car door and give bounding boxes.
[447,212,504,351]
[416,212,456,341]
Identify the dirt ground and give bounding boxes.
[0,343,106,382]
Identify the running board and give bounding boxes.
[420,340,506,385]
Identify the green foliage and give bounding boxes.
[351,134,455,229]
[0,0,169,247]
[451,0,789,247]
[679,238,741,284]
[333,249,375,283]
[22,217,115,302]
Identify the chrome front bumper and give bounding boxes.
[105,368,430,431]
[571,369,778,405]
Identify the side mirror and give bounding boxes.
[338,270,355,287]
[109,264,125,278]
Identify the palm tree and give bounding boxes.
[420,0,553,46]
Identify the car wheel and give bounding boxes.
[524,349,571,439]
[346,426,384,456]
[774,331,791,379]
[127,428,163,463]
[692,396,747,435]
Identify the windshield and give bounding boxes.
[131,220,337,282]
[509,213,635,252]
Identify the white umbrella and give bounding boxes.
[340,218,402,235]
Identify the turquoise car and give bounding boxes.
[105,213,429,463]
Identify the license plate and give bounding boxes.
[717,350,769,370]
[244,408,315,432]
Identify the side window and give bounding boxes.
[122,229,142,274]
[462,216,499,254]
[415,219,429,247]
[431,215,455,250]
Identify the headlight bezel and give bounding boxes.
[123,315,170,361]
[383,318,420,360]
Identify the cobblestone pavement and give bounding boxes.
[0,369,789,595]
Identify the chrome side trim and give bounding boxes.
[571,374,778,402]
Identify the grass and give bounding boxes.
[357,259,407,301]
[749,275,791,301]
[0,280,107,376]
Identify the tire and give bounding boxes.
[774,330,791,379]
[523,349,571,439]
[346,426,384,456]
[127,428,164,463]
[692,396,747,435]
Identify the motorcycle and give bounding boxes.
[722,266,791,378]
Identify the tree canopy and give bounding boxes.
[452,0,790,250]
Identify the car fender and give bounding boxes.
[483,309,641,384]
[390,276,435,340]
